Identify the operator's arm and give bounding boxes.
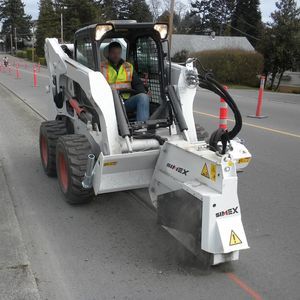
[131,70,146,94]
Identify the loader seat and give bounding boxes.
[99,36,167,122]
[133,36,166,119]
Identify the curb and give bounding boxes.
[0,82,47,121]
[0,162,40,299]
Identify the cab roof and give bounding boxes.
[74,21,168,41]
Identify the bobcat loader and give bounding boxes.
[40,21,251,265]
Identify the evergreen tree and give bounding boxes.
[127,0,153,22]
[101,0,127,20]
[231,0,262,47]
[36,0,59,56]
[190,0,235,35]
[269,0,300,89]
[178,11,202,34]
[101,0,152,21]
[55,0,99,42]
[0,0,32,50]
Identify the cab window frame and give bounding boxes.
[74,33,97,71]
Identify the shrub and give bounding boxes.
[16,50,27,58]
[191,49,264,87]
[172,49,190,63]
[26,48,39,62]
[38,57,47,66]
[26,48,34,60]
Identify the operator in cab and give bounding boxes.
[100,42,149,122]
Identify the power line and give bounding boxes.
[206,7,261,40]
[227,24,261,40]
[210,5,259,30]
[192,2,262,40]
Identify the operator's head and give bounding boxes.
[108,42,122,65]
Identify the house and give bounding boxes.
[170,34,255,57]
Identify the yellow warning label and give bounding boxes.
[210,164,217,181]
[104,161,117,167]
[227,161,234,167]
[238,157,251,164]
[201,163,210,179]
[229,230,242,246]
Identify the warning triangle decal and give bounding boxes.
[229,230,242,246]
[201,163,210,179]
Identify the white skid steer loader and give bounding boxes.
[40,21,252,266]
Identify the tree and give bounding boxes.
[269,0,300,90]
[127,0,153,22]
[177,11,203,34]
[101,0,152,21]
[35,0,100,50]
[158,10,181,32]
[231,0,262,47]
[54,0,99,42]
[0,0,32,51]
[36,0,60,56]
[148,0,160,21]
[190,0,235,35]
[101,0,128,20]
[148,0,187,22]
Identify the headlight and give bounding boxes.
[95,24,113,41]
[154,24,168,39]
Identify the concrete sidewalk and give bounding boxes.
[0,162,40,300]
[0,53,56,120]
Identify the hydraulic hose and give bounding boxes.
[198,73,243,154]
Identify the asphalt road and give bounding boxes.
[0,55,300,300]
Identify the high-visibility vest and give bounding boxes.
[101,61,133,99]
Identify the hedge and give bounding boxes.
[191,49,264,87]
[26,48,38,61]
[16,50,27,59]
[38,57,47,66]
[14,48,47,66]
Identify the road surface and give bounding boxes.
[0,55,299,300]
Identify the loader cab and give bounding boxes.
[73,21,172,127]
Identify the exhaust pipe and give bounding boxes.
[82,154,95,189]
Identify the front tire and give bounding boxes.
[56,135,94,204]
[39,120,68,177]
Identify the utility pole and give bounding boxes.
[14,27,17,52]
[32,24,35,62]
[168,0,175,49]
[10,33,13,54]
[61,12,64,43]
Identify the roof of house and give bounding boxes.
[170,34,255,56]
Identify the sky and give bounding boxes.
[23,0,300,22]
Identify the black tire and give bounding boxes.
[56,135,94,204]
[39,120,68,177]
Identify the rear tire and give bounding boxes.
[39,120,68,177]
[56,135,94,204]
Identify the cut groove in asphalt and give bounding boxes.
[194,110,300,139]
[226,272,263,300]
[128,191,265,299]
